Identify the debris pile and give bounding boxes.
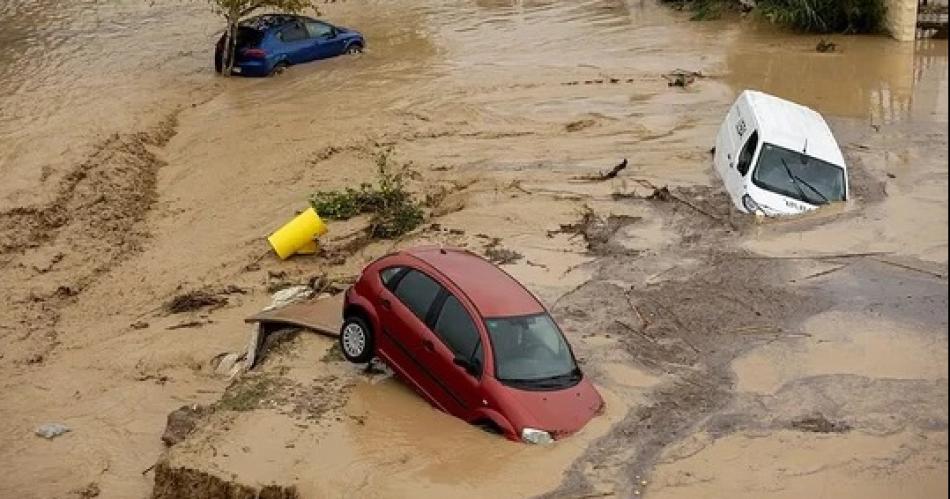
[163,286,245,314]
[483,238,524,265]
[552,208,641,256]
[815,38,837,53]
[790,414,852,433]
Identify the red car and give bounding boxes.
[340,246,604,444]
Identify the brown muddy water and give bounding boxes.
[0,0,947,498]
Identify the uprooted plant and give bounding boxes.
[309,149,425,239]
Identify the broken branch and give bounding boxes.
[573,159,629,182]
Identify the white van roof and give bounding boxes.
[742,90,846,169]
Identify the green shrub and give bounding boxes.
[758,0,886,33]
[658,0,741,20]
[310,149,424,239]
[310,186,370,219]
[660,0,886,33]
[690,0,735,20]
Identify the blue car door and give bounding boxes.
[305,21,346,59]
[277,22,312,64]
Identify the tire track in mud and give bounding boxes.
[0,112,181,363]
[537,192,830,498]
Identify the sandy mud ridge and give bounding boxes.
[0,112,182,366]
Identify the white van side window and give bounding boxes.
[736,131,759,177]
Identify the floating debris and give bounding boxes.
[663,69,705,88]
[35,423,71,439]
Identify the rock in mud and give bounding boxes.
[161,404,208,446]
[35,423,70,439]
[662,69,704,88]
[151,461,299,499]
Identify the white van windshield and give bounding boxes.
[752,143,846,205]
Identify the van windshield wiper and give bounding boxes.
[795,176,830,204]
[781,159,829,205]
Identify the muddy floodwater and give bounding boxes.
[0,1,947,498]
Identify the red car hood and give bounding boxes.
[502,378,604,439]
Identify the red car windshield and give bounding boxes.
[485,313,580,389]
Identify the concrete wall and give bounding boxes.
[886,0,919,41]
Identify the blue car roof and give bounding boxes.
[240,14,318,32]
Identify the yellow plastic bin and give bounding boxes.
[294,240,319,255]
[268,207,328,260]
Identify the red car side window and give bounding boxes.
[433,295,482,369]
[392,270,442,322]
[379,266,406,290]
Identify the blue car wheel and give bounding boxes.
[270,60,289,76]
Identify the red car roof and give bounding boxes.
[403,247,545,318]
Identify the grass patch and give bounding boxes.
[217,375,287,412]
[320,342,345,363]
[310,149,424,239]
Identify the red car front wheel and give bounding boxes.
[340,316,374,364]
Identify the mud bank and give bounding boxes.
[152,462,299,499]
[153,331,629,498]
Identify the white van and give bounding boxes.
[714,90,849,216]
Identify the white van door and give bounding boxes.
[714,103,740,198]
[718,103,755,202]
[733,129,760,201]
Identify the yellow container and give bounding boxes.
[295,240,319,255]
[268,207,328,260]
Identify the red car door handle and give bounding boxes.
[421,339,435,352]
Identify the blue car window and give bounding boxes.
[279,23,309,42]
[305,22,334,39]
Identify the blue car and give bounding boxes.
[215,14,364,76]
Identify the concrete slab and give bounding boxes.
[245,294,344,338]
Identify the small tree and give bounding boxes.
[209,0,313,76]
